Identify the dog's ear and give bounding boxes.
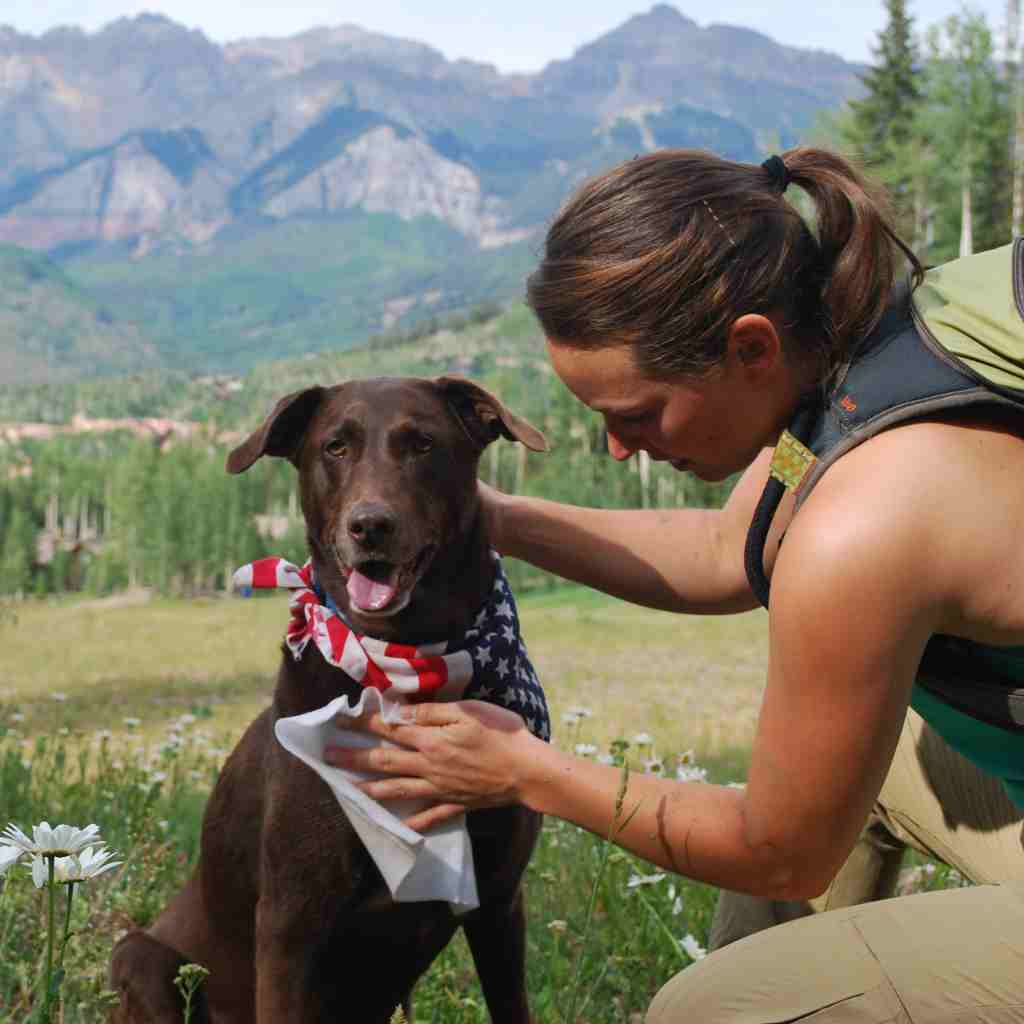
[436,376,548,452]
[226,387,327,474]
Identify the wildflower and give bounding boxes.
[574,743,598,757]
[643,758,664,775]
[626,871,666,889]
[0,844,22,877]
[51,693,68,702]
[57,727,70,737]
[123,717,141,728]
[632,732,653,746]
[596,753,615,765]
[561,712,581,726]
[11,712,24,723]
[680,933,707,961]
[30,846,121,888]
[546,919,568,934]
[1,822,101,857]
[672,896,684,916]
[676,751,708,783]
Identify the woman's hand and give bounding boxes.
[324,700,540,832]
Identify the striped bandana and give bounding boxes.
[233,556,550,741]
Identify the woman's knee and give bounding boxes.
[646,907,896,1024]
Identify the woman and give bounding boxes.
[326,147,1024,1021]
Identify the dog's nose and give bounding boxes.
[347,504,397,548]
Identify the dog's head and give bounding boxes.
[227,376,546,632]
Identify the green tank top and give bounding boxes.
[911,676,1024,810]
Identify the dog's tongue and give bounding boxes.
[346,568,397,612]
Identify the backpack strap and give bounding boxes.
[743,399,819,609]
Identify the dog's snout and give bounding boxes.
[347,503,397,547]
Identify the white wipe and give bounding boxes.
[274,689,479,913]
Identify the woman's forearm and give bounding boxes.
[493,493,756,614]
[517,741,807,899]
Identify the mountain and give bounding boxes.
[0,6,863,380]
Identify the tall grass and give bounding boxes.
[0,728,730,1022]
[0,590,962,1021]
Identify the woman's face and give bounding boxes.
[546,336,791,482]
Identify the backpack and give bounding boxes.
[745,240,1024,609]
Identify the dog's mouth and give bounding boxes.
[343,545,437,616]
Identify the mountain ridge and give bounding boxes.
[0,5,862,382]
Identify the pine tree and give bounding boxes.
[843,0,923,241]
[847,0,921,163]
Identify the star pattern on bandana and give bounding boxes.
[462,565,550,742]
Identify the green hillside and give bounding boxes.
[0,301,543,426]
[65,213,538,374]
[0,246,159,386]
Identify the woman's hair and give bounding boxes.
[526,146,923,381]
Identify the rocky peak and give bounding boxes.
[225,24,448,79]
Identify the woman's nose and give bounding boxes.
[606,430,635,461]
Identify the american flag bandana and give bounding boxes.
[233,556,550,741]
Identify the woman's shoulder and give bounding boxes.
[780,413,1024,641]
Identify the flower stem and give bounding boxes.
[564,763,637,1024]
[41,854,56,1023]
[58,882,74,968]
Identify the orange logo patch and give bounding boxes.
[840,395,858,413]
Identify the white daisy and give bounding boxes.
[30,845,122,888]
[0,845,22,877]
[1,821,102,858]
[680,933,707,961]
[574,743,599,757]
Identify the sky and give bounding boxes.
[0,0,1013,71]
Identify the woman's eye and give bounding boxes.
[412,434,434,454]
[325,439,348,458]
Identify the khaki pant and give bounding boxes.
[647,709,1024,1023]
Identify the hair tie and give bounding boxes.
[761,155,790,195]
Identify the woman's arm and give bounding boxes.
[330,431,947,898]
[485,447,793,615]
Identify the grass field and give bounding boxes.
[0,584,958,1021]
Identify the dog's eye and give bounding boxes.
[412,434,434,455]
[324,439,348,458]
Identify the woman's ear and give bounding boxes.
[728,314,784,372]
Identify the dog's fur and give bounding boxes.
[109,377,547,1023]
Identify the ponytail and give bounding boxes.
[783,146,923,369]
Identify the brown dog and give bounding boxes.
[110,376,548,1023]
